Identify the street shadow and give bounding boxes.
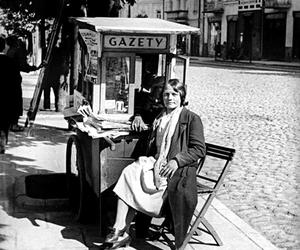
[0,123,174,250]
[0,155,167,250]
[7,124,73,150]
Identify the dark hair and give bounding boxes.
[164,78,187,106]
[6,35,19,47]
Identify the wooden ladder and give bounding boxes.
[25,0,67,127]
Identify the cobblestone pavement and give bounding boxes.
[186,66,300,250]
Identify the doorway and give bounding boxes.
[263,13,286,60]
[293,12,300,61]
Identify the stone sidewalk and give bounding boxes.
[190,56,300,72]
[0,107,279,250]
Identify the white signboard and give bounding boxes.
[79,29,99,58]
[238,0,262,11]
[104,35,167,50]
[79,29,99,80]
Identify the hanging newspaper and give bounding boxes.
[79,29,100,83]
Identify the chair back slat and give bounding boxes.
[205,143,235,161]
[205,152,232,160]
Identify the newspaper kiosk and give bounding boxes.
[65,17,199,223]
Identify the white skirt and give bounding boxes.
[113,156,167,217]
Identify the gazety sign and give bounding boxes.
[104,35,167,50]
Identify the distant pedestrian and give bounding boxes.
[221,41,227,60]
[0,36,22,153]
[43,43,69,112]
[6,35,40,132]
[214,42,221,60]
[229,42,237,62]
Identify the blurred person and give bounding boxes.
[0,36,22,153]
[214,41,221,60]
[6,35,40,132]
[229,42,237,62]
[43,43,68,111]
[103,79,206,249]
[221,41,227,61]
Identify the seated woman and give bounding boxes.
[104,79,206,249]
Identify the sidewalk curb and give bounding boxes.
[190,57,300,72]
[14,175,69,211]
[212,199,279,250]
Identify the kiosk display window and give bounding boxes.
[105,56,130,114]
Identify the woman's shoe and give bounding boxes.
[104,227,131,249]
[104,227,127,243]
[108,235,131,249]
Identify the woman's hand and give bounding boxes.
[131,115,148,132]
[159,159,178,179]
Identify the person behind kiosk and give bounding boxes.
[130,74,166,238]
[131,75,165,132]
[103,79,206,249]
[131,53,164,132]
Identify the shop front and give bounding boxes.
[263,12,286,60]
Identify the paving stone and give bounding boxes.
[187,66,300,250]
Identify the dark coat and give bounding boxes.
[147,107,206,247]
[6,46,32,118]
[0,54,22,133]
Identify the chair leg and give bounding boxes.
[177,212,203,250]
[201,217,223,246]
[177,215,223,250]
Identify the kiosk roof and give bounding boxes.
[71,17,200,34]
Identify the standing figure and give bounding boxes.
[229,42,237,62]
[43,44,68,111]
[214,42,221,60]
[0,37,22,153]
[6,35,39,131]
[103,79,206,249]
[221,41,227,60]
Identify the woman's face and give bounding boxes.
[163,84,181,112]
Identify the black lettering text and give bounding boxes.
[156,38,163,47]
[146,38,153,47]
[118,37,127,46]
[138,38,144,47]
[129,37,135,46]
[109,37,117,46]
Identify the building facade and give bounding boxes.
[120,0,299,61]
[203,0,300,61]
[119,0,164,19]
[119,0,202,56]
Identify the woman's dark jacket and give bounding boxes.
[146,107,206,247]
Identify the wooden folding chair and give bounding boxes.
[147,143,235,249]
[178,142,236,249]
